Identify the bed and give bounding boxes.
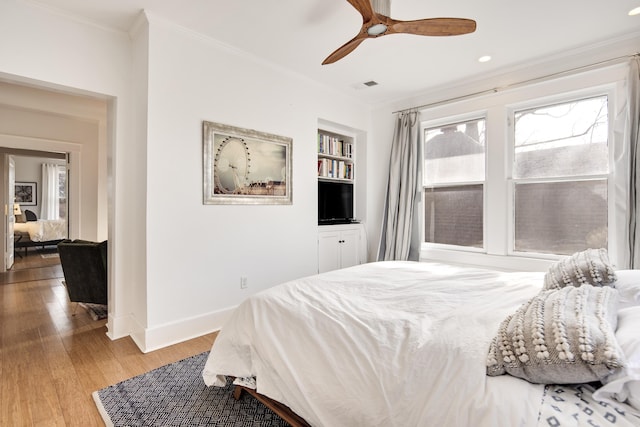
[14,219,67,256]
[202,255,640,426]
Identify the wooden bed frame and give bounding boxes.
[233,385,311,427]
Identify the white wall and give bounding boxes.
[137,14,370,350]
[0,0,139,341]
[364,114,394,262]
[14,155,65,219]
[1,1,372,352]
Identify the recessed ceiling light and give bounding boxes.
[629,6,640,16]
[478,55,492,63]
[363,80,379,87]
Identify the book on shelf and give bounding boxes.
[317,158,354,180]
[318,133,353,158]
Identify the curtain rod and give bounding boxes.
[393,52,640,115]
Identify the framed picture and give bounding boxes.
[15,182,37,206]
[203,121,292,205]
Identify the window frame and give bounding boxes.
[57,164,67,220]
[505,87,616,260]
[417,64,628,270]
[420,111,488,253]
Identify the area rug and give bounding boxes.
[93,351,288,426]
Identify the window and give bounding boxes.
[58,165,67,220]
[423,118,485,248]
[512,96,609,255]
[417,65,625,267]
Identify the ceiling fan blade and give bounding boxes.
[346,0,375,22]
[322,34,367,65]
[322,2,475,64]
[390,18,476,36]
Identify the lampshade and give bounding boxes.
[13,203,21,216]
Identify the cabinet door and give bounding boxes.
[339,228,360,269]
[318,231,341,273]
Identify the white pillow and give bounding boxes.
[487,285,625,384]
[614,270,640,310]
[593,306,640,415]
[543,248,616,290]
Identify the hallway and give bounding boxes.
[0,249,215,426]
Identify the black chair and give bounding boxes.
[24,209,37,221]
[57,239,108,306]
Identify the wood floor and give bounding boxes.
[0,248,217,426]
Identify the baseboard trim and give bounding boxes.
[137,306,235,353]
[106,313,135,340]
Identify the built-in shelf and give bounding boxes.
[317,122,366,270]
[317,131,354,182]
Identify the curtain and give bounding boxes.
[41,163,59,220]
[628,56,640,268]
[377,111,421,261]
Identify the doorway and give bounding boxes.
[3,150,70,271]
[0,80,109,293]
[0,81,108,231]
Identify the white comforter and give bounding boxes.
[14,219,66,242]
[202,261,548,426]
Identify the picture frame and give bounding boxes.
[15,182,37,206]
[203,121,292,205]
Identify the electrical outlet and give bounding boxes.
[240,277,248,289]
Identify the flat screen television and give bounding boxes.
[318,181,354,225]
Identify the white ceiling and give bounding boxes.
[26,0,640,105]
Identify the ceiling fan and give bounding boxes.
[323,0,477,65]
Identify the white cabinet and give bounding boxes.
[318,224,364,273]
